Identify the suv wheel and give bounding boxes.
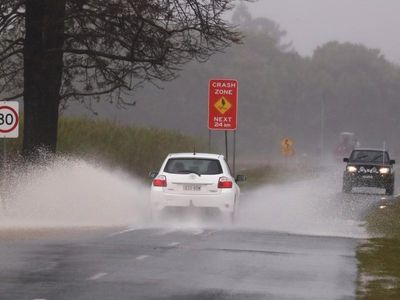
[385,184,394,196]
[342,181,352,193]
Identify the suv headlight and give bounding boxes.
[347,166,357,173]
[379,167,391,174]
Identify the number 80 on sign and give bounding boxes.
[0,101,19,138]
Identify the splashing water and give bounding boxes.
[0,156,151,229]
[0,158,371,239]
[236,173,369,239]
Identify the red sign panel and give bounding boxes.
[208,79,238,130]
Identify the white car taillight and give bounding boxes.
[153,175,167,187]
[218,176,233,189]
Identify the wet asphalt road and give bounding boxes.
[0,225,360,300]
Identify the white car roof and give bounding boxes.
[167,152,224,159]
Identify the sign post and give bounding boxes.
[233,130,237,177]
[0,101,19,211]
[208,79,238,175]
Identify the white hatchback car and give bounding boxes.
[150,153,245,222]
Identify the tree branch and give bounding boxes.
[2,92,23,101]
[60,83,128,100]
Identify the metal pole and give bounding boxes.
[1,139,6,211]
[3,138,6,168]
[225,130,229,162]
[208,130,211,152]
[320,93,325,162]
[233,130,236,177]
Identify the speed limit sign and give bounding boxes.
[0,101,19,138]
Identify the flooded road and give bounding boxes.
[0,160,393,299]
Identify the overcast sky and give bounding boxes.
[247,0,400,64]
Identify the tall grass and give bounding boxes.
[58,118,207,176]
[5,117,206,177]
[357,199,400,298]
[365,199,400,239]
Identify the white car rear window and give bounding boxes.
[164,158,223,175]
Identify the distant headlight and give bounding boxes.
[379,167,391,174]
[347,166,357,173]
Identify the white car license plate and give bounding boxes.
[183,184,201,191]
[362,175,373,179]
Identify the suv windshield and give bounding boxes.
[349,150,390,163]
[164,158,222,175]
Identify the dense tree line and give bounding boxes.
[86,4,400,159]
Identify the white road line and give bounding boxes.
[193,229,205,235]
[136,255,149,260]
[110,227,139,237]
[87,272,108,281]
[167,242,180,247]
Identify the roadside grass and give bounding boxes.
[5,116,314,185]
[365,198,400,239]
[357,198,400,299]
[357,238,400,300]
[4,117,206,177]
[2,116,319,191]
[57,117,208,177]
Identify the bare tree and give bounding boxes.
[0,0,245,157]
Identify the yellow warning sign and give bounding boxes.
[281,138,295,157]
[214,97,232,115]
[281,138,294,147]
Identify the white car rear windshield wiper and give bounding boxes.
[177,170,202,177]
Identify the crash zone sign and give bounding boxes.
[0,101,19,138]
[208,79,238,130]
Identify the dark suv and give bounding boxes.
[343,148,395,195]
